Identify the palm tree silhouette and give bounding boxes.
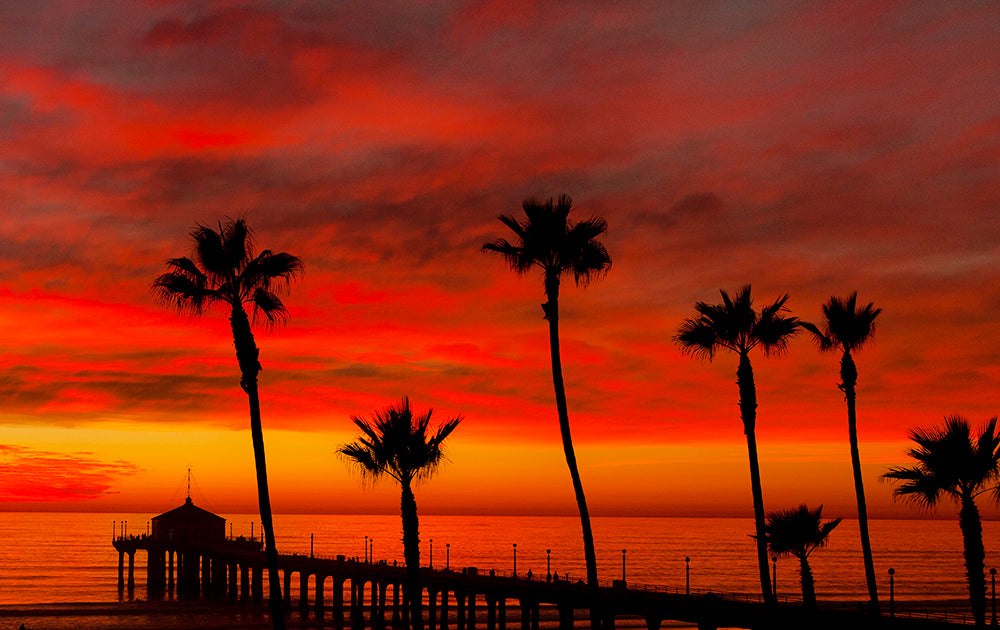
[883,416,1000,627]
[338,397,461,630]
[675,285,801,605]
[153,218,300,630]
[483,195,610,629]
[761,504,841,609]
[803,292,882,614]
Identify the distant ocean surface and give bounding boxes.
[0,512,995,609]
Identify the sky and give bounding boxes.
[0,1,998,521]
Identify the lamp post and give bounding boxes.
[113,520,116,541]
[430,539,433,568]
[446,543,450,570]
[147,520,150,536]
[370,538,374,564]
[124,520,127,537]
[365,536,369,563]
[772,556,777,600]
[230,523,233,539]
[251,521,254,539]
[888,568,895,618]
[621,549,627,583]
[311,533,314,558]
[991,568,997,626]
[512,543,517,576]
[546,549,551,582]
[685,557,690,596]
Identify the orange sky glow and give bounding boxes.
[1,2,999,520]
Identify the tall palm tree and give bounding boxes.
[153,218,300,630]
[674,285,801,605]
[803,292,882,614]
[338,398,461,630]
[483,195,611,630]
[883,416,1000,627]
[761,504,841,609]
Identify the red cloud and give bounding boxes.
[0,446,140,502]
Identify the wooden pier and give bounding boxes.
[113,533,973,630]
[112,499,971,630]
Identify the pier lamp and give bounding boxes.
[365,535,369,563]
[311,533,314,559]
[991,568,996,626]
[446,543,450,570]
[124,520,127,537]
[546,549,551,582]
[621,549,627,583]
[685,557,690,596]
[113,520,116,540]
[147,520,150,536]
[370,538,374,564]
[888,568,895,618]
[430,539,433,568]
[512,543,517,576]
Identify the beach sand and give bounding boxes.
[0,601,672,630]
[0,599,977,630]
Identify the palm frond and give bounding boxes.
[241,251,303,296]
[754,293,801,356]
[251,289,289,327]
[191,223,230,276]
[762,504,840,559]
[220,218,252,272]
[482,238,532,275]
[151,264,217,315]
[800,321,835,351]
[339,398,462,491]
[882,466,943,508]
[483,195,611,291]
[675,317,719,360]
[675,285,799,360]
[884,415,1000,509]
[337,442,385,486]
[817,292,882,352]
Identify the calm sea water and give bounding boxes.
[0,512,994,609]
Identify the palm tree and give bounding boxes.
[675,285,801,605]
[338,398,460,630]
[152,218,301,630]
[883,416,1000,627]
[761,504,841,609]
[483,195,611,629]
[803,292,882,614]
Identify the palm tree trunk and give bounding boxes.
[959,494,987,626]
[231,306,286,630]
[737,352,774,605]
[841,350,880,614]
[798,555,816,609]
[401,482,423,630]
[543,274,601,630]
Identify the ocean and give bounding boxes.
[0,512,994,627]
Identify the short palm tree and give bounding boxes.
[153,218,301,630]
[675,285,801,605]
[803,292,882,614]
[483,195,611,629]
[883,416,1000,627]
[762,504,841,609]
[338,397,461,630]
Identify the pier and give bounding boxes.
[113,500,970,630]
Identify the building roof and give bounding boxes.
[152,497,225,524]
